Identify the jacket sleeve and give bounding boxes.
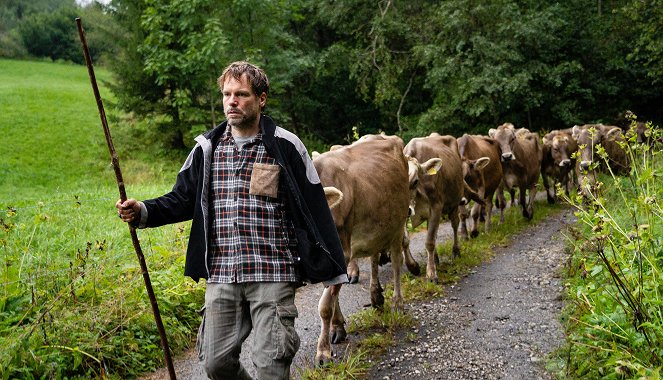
[283,139,347,284]
[141,145,201,227]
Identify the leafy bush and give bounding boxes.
[562,119,663,379]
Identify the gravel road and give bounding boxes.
[141,208,572,380]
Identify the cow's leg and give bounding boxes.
[470,202,481,238]
[496,183,506,224]
[401,226,421,276]
[390,235,404,310]
[425,210,442,283]
[330,291,346,344]
[459,204,469,239]
[527,183,537,219]
[347,258,360,284]
[484,192,495,233]
[542,171,555,204]
[519,185,531,219]
[450,206,461,258]
[316,284,341,365]
[369,254,385,308]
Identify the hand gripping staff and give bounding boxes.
[75,18,177,380]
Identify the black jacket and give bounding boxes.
[139,115,348,285]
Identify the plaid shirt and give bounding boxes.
[207,126,299,283]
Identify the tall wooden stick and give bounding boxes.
[75,18,177,380]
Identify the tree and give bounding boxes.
[108,0,311,149]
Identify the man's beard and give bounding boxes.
[226,109,258,130]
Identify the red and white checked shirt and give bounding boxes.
[207,127,299,283]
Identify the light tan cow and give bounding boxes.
[312,138,410,365]
[340,133,421,282]
[488,123,542,220]
[541,130,578,203]
[403,133,466,283]
[457,134,504,238]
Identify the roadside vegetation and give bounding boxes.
[559,120,663,379]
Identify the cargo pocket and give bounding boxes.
[272,303,300,360]
[249,163,280,198]
[195,306,206,362]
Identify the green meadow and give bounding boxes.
[0,58,204,379]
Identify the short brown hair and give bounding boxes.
[217,61,269,97]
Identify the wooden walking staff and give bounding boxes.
[75,18,177,380]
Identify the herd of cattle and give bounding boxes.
[309,121,654,365]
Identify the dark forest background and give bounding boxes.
[2,0,662,150]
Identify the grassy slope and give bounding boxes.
[0,59,202,379]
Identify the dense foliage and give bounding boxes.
[1,0,662,147]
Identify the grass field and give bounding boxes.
[0,58,204,379]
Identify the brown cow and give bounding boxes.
[541,130,578,203]
[312,138,411,365]
[403,133,466,283]
[457,134,504,238]
[488,123,542,220]
[572,124,629,194]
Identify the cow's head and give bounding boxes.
[544,133,577,168]
[461,156,490,198]
[405,155,443,227]
[489,123,517,162]
[572,124,621,171]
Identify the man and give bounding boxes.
[116,61,347,379]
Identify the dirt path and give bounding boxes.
[141,208,572,380]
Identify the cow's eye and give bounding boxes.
[410,179,419,189]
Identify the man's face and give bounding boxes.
[222,75,266,131]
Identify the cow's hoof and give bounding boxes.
[330,326,347,344]
[547,195,555,204]
[406,261,421,276]
[427,277,439,284]
[315,355,333,367]
[371,289,385,308]
[349,275,359,284]
[470,230,479,238]
[452,246,461,258]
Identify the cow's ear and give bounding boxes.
[323,187,344,209]
[488,128,496,138]
[572,125,581,139]
[605,127,622,140]
[422,158,443,176]
[474,157,490,171]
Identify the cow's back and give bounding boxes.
[313,139,410,256]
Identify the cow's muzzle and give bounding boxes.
[501,152,514,162]
[559,159,571,167]
[579,160,592,170]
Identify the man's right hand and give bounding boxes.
[116,199,140,223]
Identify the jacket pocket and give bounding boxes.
[249,163,280,198]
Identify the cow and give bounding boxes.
[488,123,542,220]
[402,133,467,283]
[456,134,504,238]
[541,130,578,203]
[339,133,421,283]
[572,124,629,195]
[312,138,411,365]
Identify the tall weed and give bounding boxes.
[562,119,663,379]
